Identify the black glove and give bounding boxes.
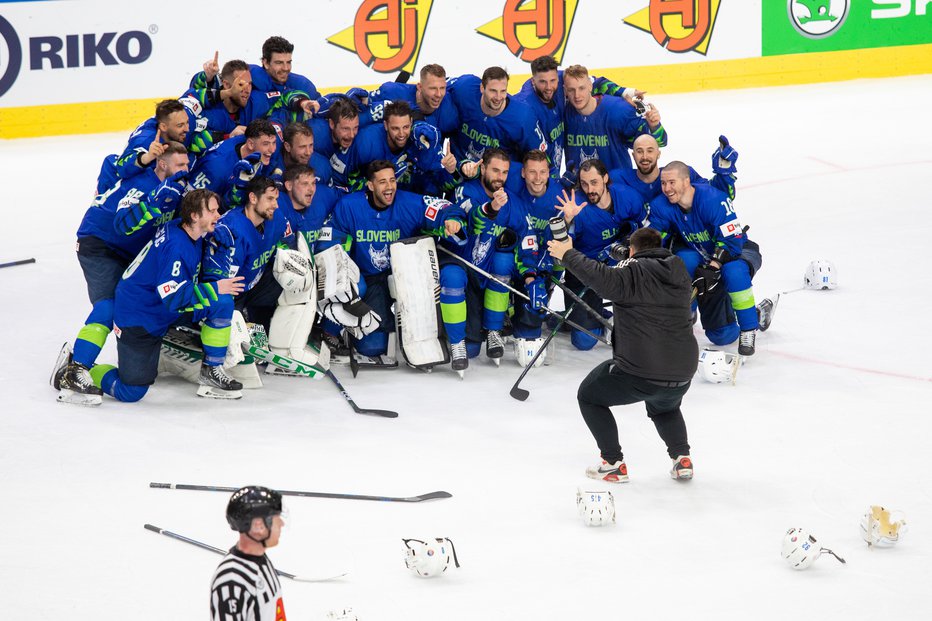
[692,263,721,299]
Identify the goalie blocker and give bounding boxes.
[389,236,450,370]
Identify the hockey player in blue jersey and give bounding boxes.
[366,64,460,138]
[648,161,762,355]
[55,190,246,404]
[309,98,360,191]
[610,134,739,203]
[53,143,191,406]
[188,119,278,209]
[318,160,468,367]
[445,67,547,174]
[515,55,643,178]
[250,37,320,108]
[205,176,292,330]
[345,101,455,193]
[557,159,649,351]
[459,148,541,365]
[277,164,340,250]
[273,123,332,187]
[563,64,667,173]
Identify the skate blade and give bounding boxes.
[50,342,72,389]
[196,385,243,399]
[491,357,501,367]
[456,370,465,380]
[57,389,102,407]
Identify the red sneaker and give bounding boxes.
[586,459,629,483]
[671,455,693,480]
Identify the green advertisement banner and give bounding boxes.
[763,0,932,56]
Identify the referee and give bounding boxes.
[547,227,698,483]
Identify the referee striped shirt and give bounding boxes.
[210,547,285,621]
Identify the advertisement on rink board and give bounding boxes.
[763,0,932,55]
[0,0,763,107]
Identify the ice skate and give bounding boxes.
[55,350,103,407]
[670,455,693,480]
[756,297,777,332]
[50,342,72,390]
[738,329,756,356]
[322,331,351,365]
[197,363,243,399]
[586,459,629,484]
[486,330,504,366]
[450,340,467,379]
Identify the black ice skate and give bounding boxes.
[197,363,243,399]
[53,343,103,407]
[450,340,468,379]
[757,297,777,332]
[486,330,504,366]
[738,329,757,356]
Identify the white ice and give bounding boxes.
[1,75,930,621]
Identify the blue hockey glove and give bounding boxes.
[560,160,578,190]
[524,277,548,317]
[711,135,738,175]
[150,171,187,210]
[203,222,235,279]
[233,152,263,188]
[115,198,162,236]
[344,87,369,110]
[692,263,721,299]
[412,122,444,172]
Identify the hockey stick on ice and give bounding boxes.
[437,245,610,345]
[510,287,589,401]
[149,482,451,502]
[0,257,36,269]
[326,369,399,418]
[143,524,349,582]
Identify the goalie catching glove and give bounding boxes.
[320,297,381,340]
[273,247,314,295]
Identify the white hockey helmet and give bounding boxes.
[577,488,616,526]
[514,337,548,368]
[781,527,822,570]
[402,537,460,577]
[860,505,907,547]
[697,349,738,384]
[804,259,838,290]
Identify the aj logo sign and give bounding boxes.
[623,0,722,55]
[475,0,579,64]
[327,0,433,74]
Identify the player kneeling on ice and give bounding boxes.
[548,228,697,483]
[54,189,246,404]
[211,486,288,621]
[316,160,469,373]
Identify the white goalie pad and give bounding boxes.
[269,302,331,371]
[159,324,262,389]
[390,236,449,368]
[316,243,360,302]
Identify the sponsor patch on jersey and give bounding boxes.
[179,95,202,116]
[113,324,122,338]
[719,221,743,237]
[319,227,333,242]
[158,279,186,299]
[267,91,281,99]
[284,221,293,239]
[521,235,538,251]
[423,196,449,221]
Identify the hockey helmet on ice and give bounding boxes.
[402,537,460,577]
[697,349,739,384]
[804,259,838,290]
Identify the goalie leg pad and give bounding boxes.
[316,244,360,302]
[390,237,449,368]
[269,299,330,367]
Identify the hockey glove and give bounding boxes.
[692,263,722,299]
[203,222,235,280]
[320,298,382,340]
[524,277,549,318]
[560,160,578,190]
[711,135,738,175]
[232,152,263,188]
[115,197,163,236]
[345,87,370,110]
[150,171,187,211]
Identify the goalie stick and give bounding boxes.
[510,287,588,401]
[149,482,452,502]
[0,257,36,269]
[144,524,348,582]
[326,369,399,418]
[436,245,610,345]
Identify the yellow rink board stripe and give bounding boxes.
[1,43,929,139]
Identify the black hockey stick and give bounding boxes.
[326,369,399,418]
[143,524,348,582]
[394,70,412,83]
[437,245,610,345]
[0,257,36,269]
[510,288,588,402]
[548,276,613,331]
[149,482,451,502]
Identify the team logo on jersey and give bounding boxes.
[327,0,434,74]
[472,237,492,266]
[369,243,391,270]
[788,0,849,39]
[475,0,579,64]
[623,0,721,55]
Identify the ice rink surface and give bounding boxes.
[1,75,931,620]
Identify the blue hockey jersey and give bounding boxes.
[647,184,746,261]
[216,206,292,291]
[564,96,666,171]
[276,184,340,250]
[366,82,460,136]
[571,185,648,260]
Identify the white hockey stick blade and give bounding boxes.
[283,568,351,583]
